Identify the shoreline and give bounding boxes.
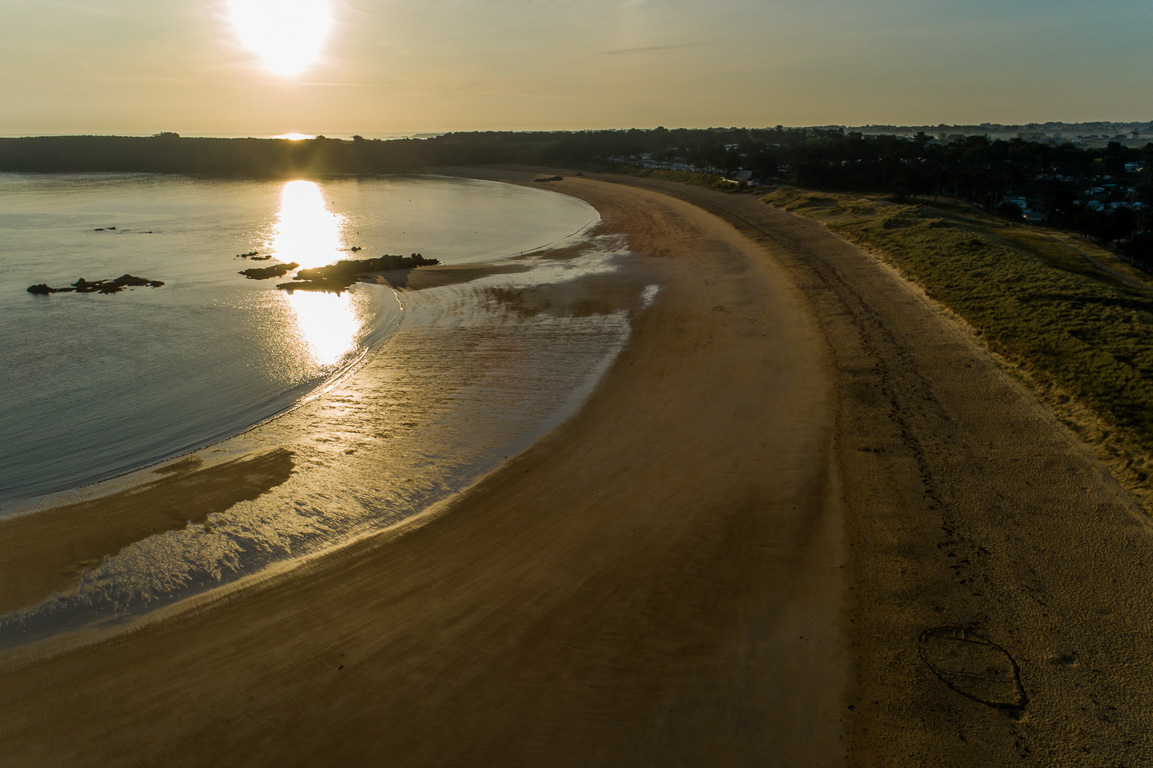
[0,259,539,518]
[0,230,638,643]
[0,171,597,510]
[6,169,1153,764]
[0,171,848,764]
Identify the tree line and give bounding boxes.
[537,127,1153,265]
[2,127,1150,264]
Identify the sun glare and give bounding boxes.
[228,0,332,76]
[269,180,347,269]
[268,180,360,367]
[289,290,360,368]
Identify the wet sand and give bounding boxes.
[3,171,1153,765]
[371,261,530,290]
[0,449,294,616]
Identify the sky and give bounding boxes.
[1,0,1150,137]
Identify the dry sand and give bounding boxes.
[2,171,1152,766]
[579,173,1153,765]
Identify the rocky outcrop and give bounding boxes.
[277,253,438,294]
[26,283,65,295]
[238,262,299,280]
[27,274,165,295]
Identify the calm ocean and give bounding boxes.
[0,173,596,503]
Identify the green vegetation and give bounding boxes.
[613,167,732,190]
[765,188,1153,476]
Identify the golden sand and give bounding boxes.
[2,171,1152,766]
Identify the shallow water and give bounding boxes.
[0,173,655,644]
[0,173,596,502]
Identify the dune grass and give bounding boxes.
[765,188,1153,493]
[610,166,733,190]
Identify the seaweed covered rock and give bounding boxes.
[277,253,438,294]
[239,262,299,280]
[28,274,164,295]
[27,283,68,295]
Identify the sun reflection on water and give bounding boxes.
[270,180,361,368]
[269,180,347,269]
[289,290,360,368]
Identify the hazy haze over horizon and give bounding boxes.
[2,0,1149,138]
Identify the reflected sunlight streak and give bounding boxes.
[228,0,332,76]
[269,180,347,269]
[271,180,361,368]
[288,290,360,368]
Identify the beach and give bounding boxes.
[3,170,1153,766]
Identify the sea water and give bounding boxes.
[0,172,648,642]
[0,173,596,502]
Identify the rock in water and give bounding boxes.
[276,253,439,294]
[27,275,164,295]
[239,262,300,280]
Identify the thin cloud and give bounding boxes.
[601,43,697,56]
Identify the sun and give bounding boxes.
[228,0,333,76]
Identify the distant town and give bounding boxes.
[849,120,1151,146]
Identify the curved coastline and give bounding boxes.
[0,173,600,508]
[0,286,399,510]
[1,171,847,763]
[8,170,1153,765]
[0,183,628,643]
